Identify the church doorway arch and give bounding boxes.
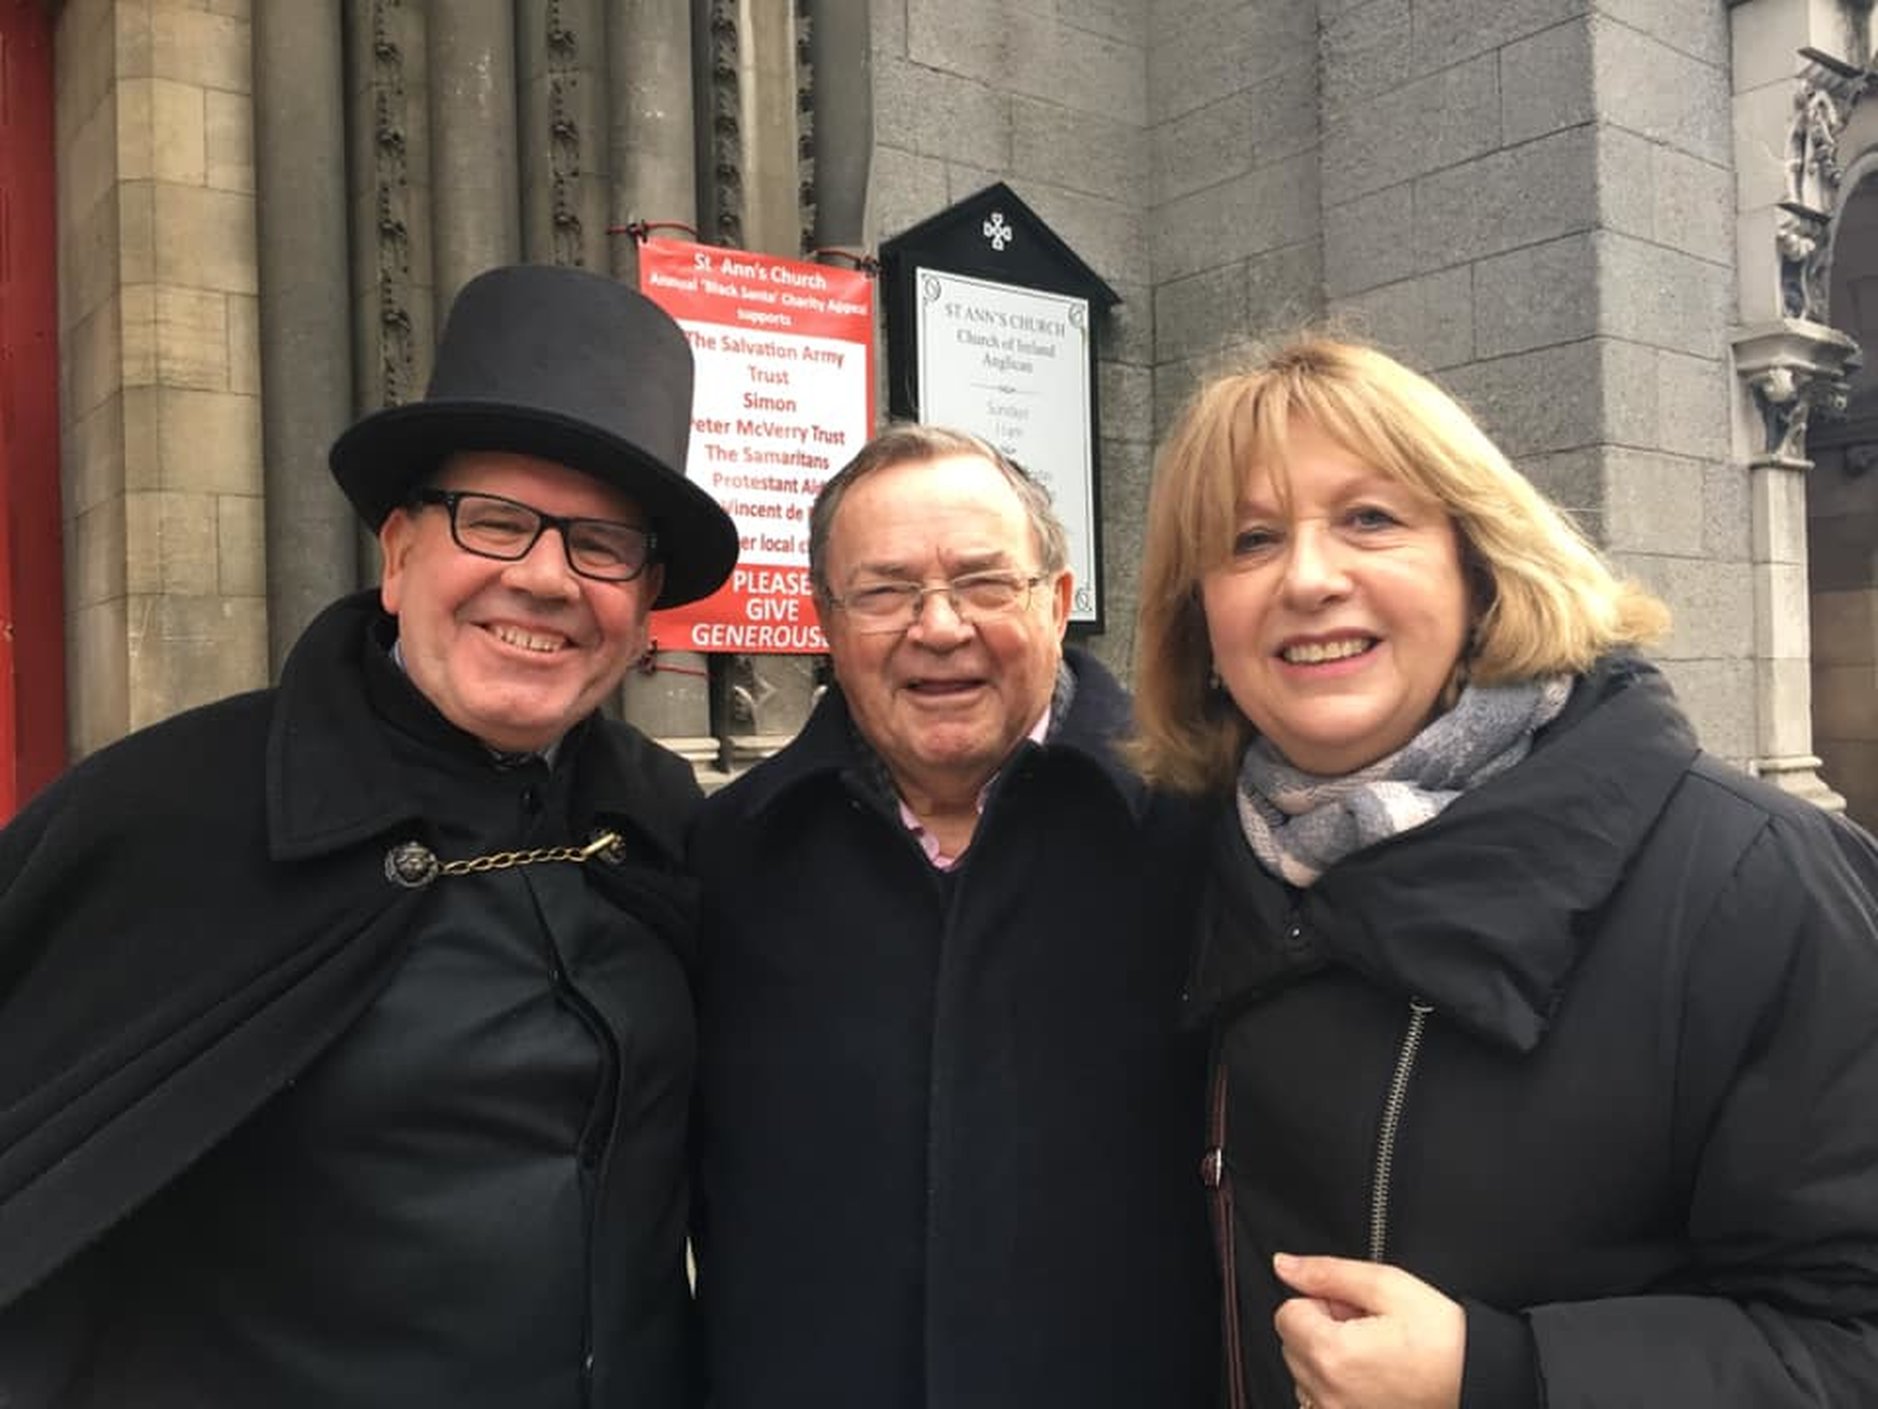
[1809,154,1878,827]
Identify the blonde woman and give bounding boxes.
[1134,337,1878,1409]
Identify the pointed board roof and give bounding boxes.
[879,182,1120,306]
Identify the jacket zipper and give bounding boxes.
[1368,997,1433,1263]
[1201,1057,1248,1409]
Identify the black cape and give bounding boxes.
[0,591,701,1316]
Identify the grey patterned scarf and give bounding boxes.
[1236,676,1574,887]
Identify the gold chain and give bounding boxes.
[438,830,624,875]
[383,830,625,889]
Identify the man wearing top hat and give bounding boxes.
[0,264,737,1408]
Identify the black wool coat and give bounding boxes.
[689,649,1219,1409]
[1194,655,1878,1408]
[0,591,704,1403]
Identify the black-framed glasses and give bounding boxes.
[825,571,1052,635]
[411,489,658,583]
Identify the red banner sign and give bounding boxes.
[639,238,875,653]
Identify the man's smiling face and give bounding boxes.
[821,452,1070,806]
[378,450,663,752]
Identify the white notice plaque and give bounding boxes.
[914,268,1099,624]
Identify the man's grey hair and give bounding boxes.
[807,423,1070,603]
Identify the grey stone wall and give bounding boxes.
[56,0,267,755]
[1317,1,1748,762]
[1148,0,1323,418]
[1584,4,1746,764]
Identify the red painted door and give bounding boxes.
[0,0,65,818]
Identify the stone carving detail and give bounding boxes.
[1750,46,1874,459]
[1785,69,1854,210]
[707,0,744,247]
[1776,205,1832,321]
[370,0,416,407]
[797,0,815,255]
[1735,321,1863,467]
[1776,48,1870,321]
[1748,363,1843,463]
[545,0,584,268]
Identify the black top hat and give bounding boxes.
[329,263,738,608]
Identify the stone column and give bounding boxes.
[1732,323,1858,810]
[1727,2,1864,807]
[607,0,718,767]
[254,0,358,668]
[728,0,802,256]
[808,0,870,252]
[610,0,698,282]
[56,0,267,754]
[519,0,609,270]
[427,0,522,307]
[696,0,818,771]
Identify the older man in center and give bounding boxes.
[689,425,1218,1409]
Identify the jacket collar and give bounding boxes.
[265,591,684,866]
[1190,655,1700,1053]
[736,646,1149,823]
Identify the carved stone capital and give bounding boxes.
[1733,319,1863,467]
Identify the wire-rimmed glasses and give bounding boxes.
[824,571,1051,634]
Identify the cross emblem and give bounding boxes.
[982,212,1014,251]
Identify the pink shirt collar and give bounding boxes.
[897,706,1052,870]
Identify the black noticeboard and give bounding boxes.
[879,183,1121,630]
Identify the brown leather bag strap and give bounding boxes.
[1202,1059,1247,1409]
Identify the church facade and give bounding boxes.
[0,0,1873,823]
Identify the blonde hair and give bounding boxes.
[1131,336,1669,794]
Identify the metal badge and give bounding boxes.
[383,840,440,889]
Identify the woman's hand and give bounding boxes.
[1272,1252,1464,1409]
